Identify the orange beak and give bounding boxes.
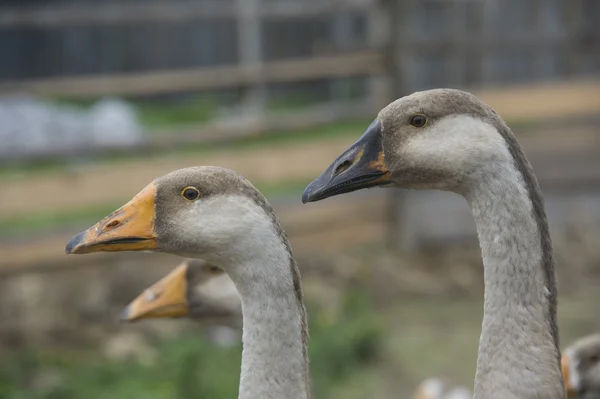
[562,353,576,395]
[65,183,158,254]
[121,262,190,322]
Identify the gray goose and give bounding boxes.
[66,166,310,399]
[302,88,566,399]
[562,333,600,398]
[122,258,241,328]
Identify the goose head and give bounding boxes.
[121,258,241,324]
[562,334,600,397]
[65,166,285,273]
[302,89,513,202]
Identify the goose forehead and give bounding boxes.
[378,88,496,124]
[153,166,274,218]
[186,262,225,283]
[155,166,259,197]
[182,258,209,272]
[193,273,238,300]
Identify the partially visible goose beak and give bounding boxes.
[302,120,391,203]
[65,183,158,254]
[121,263,190,322]
[561,353,576,396]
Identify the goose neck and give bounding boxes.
[464,156,564,399]
[227,234,310,399]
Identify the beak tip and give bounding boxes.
[302,180,324,204]
[65,231,86,255]
[301,189,311,204]
[120,305,133,322]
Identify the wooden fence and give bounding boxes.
[0,0,598,162]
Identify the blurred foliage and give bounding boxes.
[50,93,359,130]
[137,97,218,130]
[0,291,382,399]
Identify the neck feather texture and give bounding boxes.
[226,221,310,399]
[463,130,565,399]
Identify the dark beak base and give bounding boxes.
[302,120,391,203]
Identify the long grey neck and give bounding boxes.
[464,153,565,399]
[228,239,310,399]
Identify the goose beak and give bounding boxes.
[302,120,391,203]
[121,263,189,322]
[561,354,576,395]
[65,183,158,255]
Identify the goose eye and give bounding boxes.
[208,266,221,273]
[590,354,599,364]
[181,187,200,201]
[410,115,428,128]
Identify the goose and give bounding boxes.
[302,88,566,398]
[562,334,600,398]
[121,258,242,328]
[412,377,471,399]
[65,166,311,399]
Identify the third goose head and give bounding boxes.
[122,258,241,328]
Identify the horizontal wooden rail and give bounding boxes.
[0,0,375,29]
[0,51,383,98]
[472,79,600,122]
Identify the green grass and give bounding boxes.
[0,291,382,399]
[0,179,313,238]
[49,93,333,130]
[369,293,600,397]
[44,95,218,130]
[1,289,594,399]
[137,97,217,130]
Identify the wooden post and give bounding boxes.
[386,0,412,251]
[465,0,484,86]
[236,0,266,116]
[330,13,353,102]
[479,0,493,85]
[529,0,543,82]
[449,0,464,87]
[366,1,391,112]
[562,0,582,76]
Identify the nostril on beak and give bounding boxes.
[334,160,352,176]
[104,220,121,230]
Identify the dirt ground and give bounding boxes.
[0,136,354,217]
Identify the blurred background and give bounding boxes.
[1,0,600,397]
